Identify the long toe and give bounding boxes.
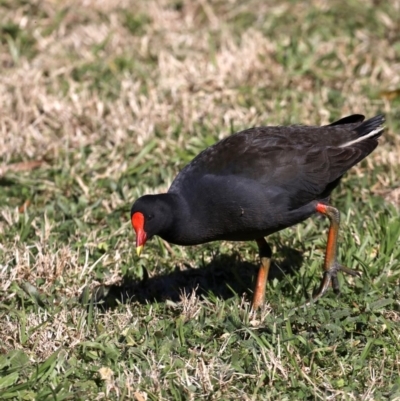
[331,275,341,295]
[338,264,361,277]
[313,271,333,301]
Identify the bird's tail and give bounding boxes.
[340,114,385,148]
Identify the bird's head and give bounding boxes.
[130,194,174,255]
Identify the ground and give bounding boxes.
[0,0,400,400]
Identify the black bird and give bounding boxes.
[131,114,385,308]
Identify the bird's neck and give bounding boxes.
[157,193,192,245]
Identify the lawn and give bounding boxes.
[0,0,400,399]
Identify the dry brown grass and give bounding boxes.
[1,0,400,160]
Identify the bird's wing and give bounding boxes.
[170,115,383,206]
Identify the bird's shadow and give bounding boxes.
[84,246,304,309]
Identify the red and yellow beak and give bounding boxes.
[131,212,147,256]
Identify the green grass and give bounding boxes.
[1,0,400,399]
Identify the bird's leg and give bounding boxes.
[251,238,272,310]
[312,203,361,301]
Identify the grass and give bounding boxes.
[0,0,400,399]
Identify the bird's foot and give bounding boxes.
[292,263,361,312]
[313,262,361,300]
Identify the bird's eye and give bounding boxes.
[148,214,154,221]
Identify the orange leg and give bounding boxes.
[251,238,272,310]
[312,203,360,302]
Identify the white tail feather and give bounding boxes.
[339,126,385,148]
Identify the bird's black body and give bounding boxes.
[131,114,384,247]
